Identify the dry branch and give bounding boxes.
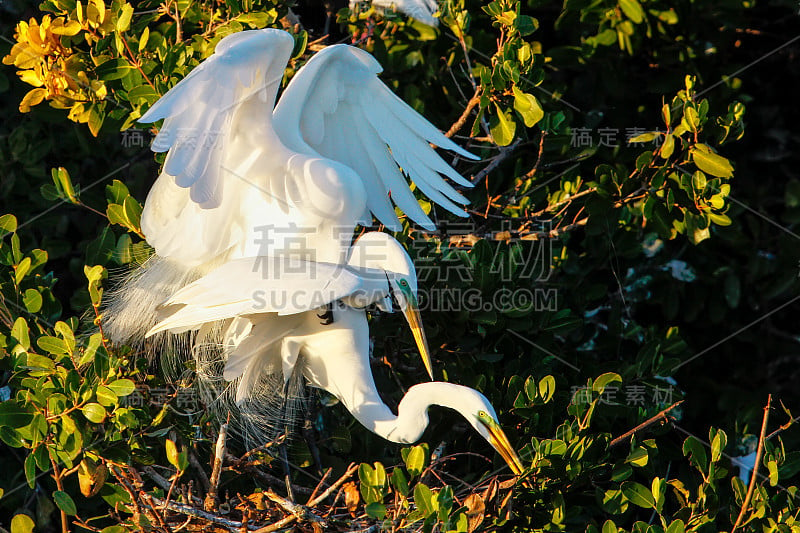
[732,394,772,532]
[609,400,684,448]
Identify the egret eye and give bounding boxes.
[478,410,488,419]
[399,279,409,288]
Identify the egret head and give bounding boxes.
[473,407,525,476]
[403,383,525,476]
[349,232,433,379]
[456,388,525,476]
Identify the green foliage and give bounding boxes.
[1,0,799,530]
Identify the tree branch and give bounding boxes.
[733,394,772,532]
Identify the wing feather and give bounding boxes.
[139,29,294,209]
[145,257,363,335]
[274,44,476,230]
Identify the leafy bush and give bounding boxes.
[1,0,799,530]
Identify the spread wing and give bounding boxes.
[273,44,478,231]
[145,257,363,336]
[139,29,295,209]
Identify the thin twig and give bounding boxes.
[308,463,359,507]
[189,450,212,492]
[609,401,684,448]
[306,467,333,504]
[50,459,69,533]
[149,496,245,529]
[252,464,358,533]
[446,87,481,138]
[470,139,522,185]
[732,395,772,532]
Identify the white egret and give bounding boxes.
[350,0,441,26]
[147,232,524,475]
[105,28,476,346]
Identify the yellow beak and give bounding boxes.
[401,294,434,380]
[486,421,525,476]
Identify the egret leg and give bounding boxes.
[301,405,324,478]
[278,374,296,501]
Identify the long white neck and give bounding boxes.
[340,379,471,445]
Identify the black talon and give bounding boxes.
[317,302,334,325]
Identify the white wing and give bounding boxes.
[273,44,478,231]
[146,257,363,335]
[139,29,295,208]
[351,0,441,26]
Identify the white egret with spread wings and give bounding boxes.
[103,28,524,476]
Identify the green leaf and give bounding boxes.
[414,483,435,516]
[80,333,103,366]
[166,439,180,469]
[82,403,106,423]
[692,171,707,191]
[404,445,427,477]
[24,453,36,489]
[683,106,699,132]
[10,514,35,533]
[127,85,159,105]
[514,15,538,36]
[691,144,734,178]
[123,196,142,229]
[36,336,68,356]
[512,87,544,128]
[659,134,675,158]
[365,502,386,519]
[138,27,150,53]
[391,467,408,496]
[96,58,133,81]
[108,379,136,397]
[11,317,30,351]
[619,0,644,23]
[628,132,658,143]
[88,104,104,137]
[666,520,685,533]
[0,401,35,428]
[602,520,617,533]
[626,447,649,467]
[768,460,779,486]
[0,214,18,238]
[14,257,31,284]
[490,104,516,146]
[53,490,77,515]
[116,3,134,32]
[23,289,42,313]
[106,180,130,204]
[592,372,622,394]
[96,385,118,406]
[682,436,708,472]
[25,353,56,372]
[51,167,78,203]
[538,375,556,403]
[621,481,655,508]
